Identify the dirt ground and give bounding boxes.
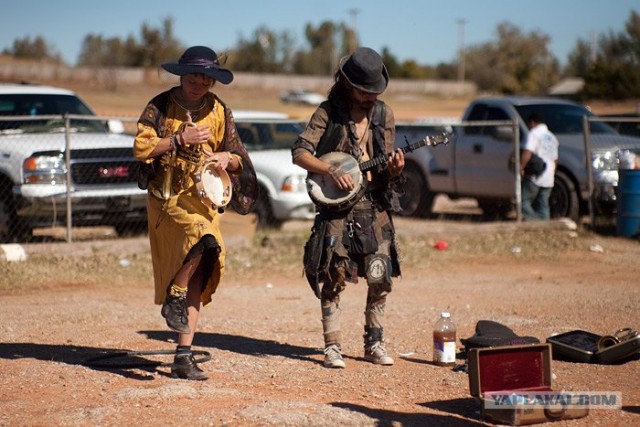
[1,214,639,427]
[1,79,639,426]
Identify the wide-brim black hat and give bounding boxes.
[161,46,233,85]
[339,47,389,94]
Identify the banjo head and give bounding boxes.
[307,152,364,209]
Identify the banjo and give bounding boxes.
[307,133,450,212]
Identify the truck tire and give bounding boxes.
[550,170,580,221]
[478,199,513,220]
[254,185,283,229]
[115,220,148,237]
[0,189,11,243]
[0,181,31,243]
[397,162,434,218]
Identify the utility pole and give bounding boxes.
[348,8,360,47]
[589,31,598,64]
[457,19,467,82]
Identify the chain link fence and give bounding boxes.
[0,114,146,243]
[2,113,640,244]
[395,115,640,229]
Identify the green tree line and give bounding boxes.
[3,12,639,99]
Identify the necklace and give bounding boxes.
[170,90,207,115]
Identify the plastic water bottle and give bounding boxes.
[433,311,457,366]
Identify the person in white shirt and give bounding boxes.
[520,113,559,220]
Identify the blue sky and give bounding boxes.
[1,0,637,67]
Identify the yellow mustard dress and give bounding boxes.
[133,88,257,306]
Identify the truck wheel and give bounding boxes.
[254,185,283,229]
[0,184,31,243]
[0,191,11,243]
[397,162,434,218]
[478,199,513,220]
[550,170,580,221]
[115,220,148,237]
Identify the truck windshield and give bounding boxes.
[0,94,108,133]
[515,104,617,135]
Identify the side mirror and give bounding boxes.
[107,119,125,134]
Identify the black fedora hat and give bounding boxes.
[339,47,388,94]
[161,46,233,85]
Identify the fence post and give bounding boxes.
[64,113,73,243]
[514,120,522,222]
[583,115,594,229]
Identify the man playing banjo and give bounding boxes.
[292,47,405,369]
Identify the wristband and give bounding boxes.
[169,135,176,150]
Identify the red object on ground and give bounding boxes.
[434,240,448,250]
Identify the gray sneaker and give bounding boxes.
[364,341,394,365]
[323,344,346,369]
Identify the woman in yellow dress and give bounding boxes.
[133,46,257,380]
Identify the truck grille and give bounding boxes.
[70,148,138,185]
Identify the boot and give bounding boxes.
[321,299,345,368]
[171,354,209,380]
[161,284,190,334]
[364,326,394,366]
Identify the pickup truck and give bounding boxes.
[395,96,640,221]
[0,84,147,242]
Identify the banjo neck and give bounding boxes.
[359,133,450,173]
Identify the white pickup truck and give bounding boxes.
[395,96,640,221]
[0,84,147,242]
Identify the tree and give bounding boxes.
[231,26,285,73]
[77,17,183,67]
[296,21,340,75]
[4,35,62,64]
[464,22,559,94]
[567,10,640,99]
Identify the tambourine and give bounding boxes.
[195,162,233,210]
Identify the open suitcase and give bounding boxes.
[546,328,640,364]
[468,343,589,425]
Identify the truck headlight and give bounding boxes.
[281,174,307,193]
[592,151,617,172]
[23,153,67,184]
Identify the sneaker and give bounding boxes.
[171,354,209,380]
[323,344,346,369]
[161,293,190,334]
[364,341,394,366]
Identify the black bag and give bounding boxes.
[303,220,328,299]
[524,152,546,177]
[136,161,154,190]
[346,208,378,255]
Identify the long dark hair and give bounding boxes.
[327,70,352,118]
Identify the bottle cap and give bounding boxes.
[441,311,450,318]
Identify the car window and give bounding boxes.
[0,94,107,133]
[515,104,616,135]
[235,120,305,151]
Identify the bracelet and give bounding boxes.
[168,135,176,151]
[176,133,184,147]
